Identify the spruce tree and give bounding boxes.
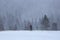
[41,15,50,30]
[0,16,4,30]
[52,23,57,30]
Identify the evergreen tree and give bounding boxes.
[52,23,57,30]
[0,16,4,30]
[41,15,50,30]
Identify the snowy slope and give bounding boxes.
[0,31,60,40]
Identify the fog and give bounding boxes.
[0,0,59,20]
[0,0,60,30]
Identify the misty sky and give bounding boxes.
[0,0,60,22]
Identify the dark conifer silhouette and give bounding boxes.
[41,15,50,30]
[52,23,57,30]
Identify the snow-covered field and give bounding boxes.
[0,31,60,40]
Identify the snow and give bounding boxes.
[0,31,60,40]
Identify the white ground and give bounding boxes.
[0,31,60,40]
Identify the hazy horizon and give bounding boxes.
[0,0,60,21]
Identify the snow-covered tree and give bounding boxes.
[15,18,20,30]
[7,14,16,30]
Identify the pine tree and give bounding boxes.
[41,15,50,30]
[0,16,4,30]
[52,23,57,30]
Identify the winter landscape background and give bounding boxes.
[0,31,60,40]
[0,0,60,30]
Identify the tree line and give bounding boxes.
[0,14,58,31]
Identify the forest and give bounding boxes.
[0,14,58,31]
[0,0,60,31]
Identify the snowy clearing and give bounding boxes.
[0,31,60,40]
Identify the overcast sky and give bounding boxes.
[0,0,60,22]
